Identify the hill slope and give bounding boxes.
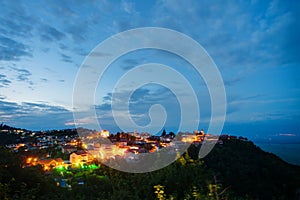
[202,139,300,199]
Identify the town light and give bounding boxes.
[26,157,32,163]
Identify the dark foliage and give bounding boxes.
[203,139,300,199]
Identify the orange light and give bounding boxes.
[26,157,32,163]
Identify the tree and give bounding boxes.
[168,132,175,138]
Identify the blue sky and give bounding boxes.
[0,0,299,142]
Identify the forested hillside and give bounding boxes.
[1,137,300,199]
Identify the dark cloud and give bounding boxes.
[102,92,112,103]
[95,85,181,127]
[0,100,20,113]
[73,48,89,56]
[59,43,69,51]
[61,53,73,63]
[17,70,31,82]
[0,95,5,100]
[12,112,73,131]
[0,100,73,130]
[0,74,11,87]
[129,87,175,104]
[10,67,32,83]
[0,36,32,61]
[95,103,111,111]
[66,22,87,43]
[0,17,33,38]
[21,102,69,113]
[40,25,66,42]
[0,100,69,115]
[40,78,48,82]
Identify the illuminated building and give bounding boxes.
[100,130,110,138]
[70,150,93,165]
[37,158,64,171]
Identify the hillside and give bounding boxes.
[202,139,300,199]
[0,125,300,199]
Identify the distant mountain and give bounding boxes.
[0,123,29,132]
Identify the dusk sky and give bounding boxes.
[0,0,299,142]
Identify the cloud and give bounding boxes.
[111,2,141,32]
[0,100,73,130]
[224,76,244,86]
[151,0,297,69]
[0,95,5,100]
[228,95,297,106]
[0,100,69,116]
[0,1,35,38]
[40,25,66,42]
[0,0,297,134]
[0,36,32,61]
[112,20,135,32]
[277,133,296,137]
[95,85,181,129]
[122,0,136,14]
[46,1,78,20]
[0,16,33,38]
[61,53,73,63]
[17,69,31,82]
[120,58,143,70]
[0,74,11,87]
[65,116,97,126]
[249,111,299,122]
[227,94,262,105]
[40,78,48,82]
[22,102,70,113]
[66,23,87,43]
[10,67,32,84]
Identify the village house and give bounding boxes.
[37,158,64,171]
[69,150,94,165]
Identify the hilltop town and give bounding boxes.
[1,124,299,199]
[0,124,247,173]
